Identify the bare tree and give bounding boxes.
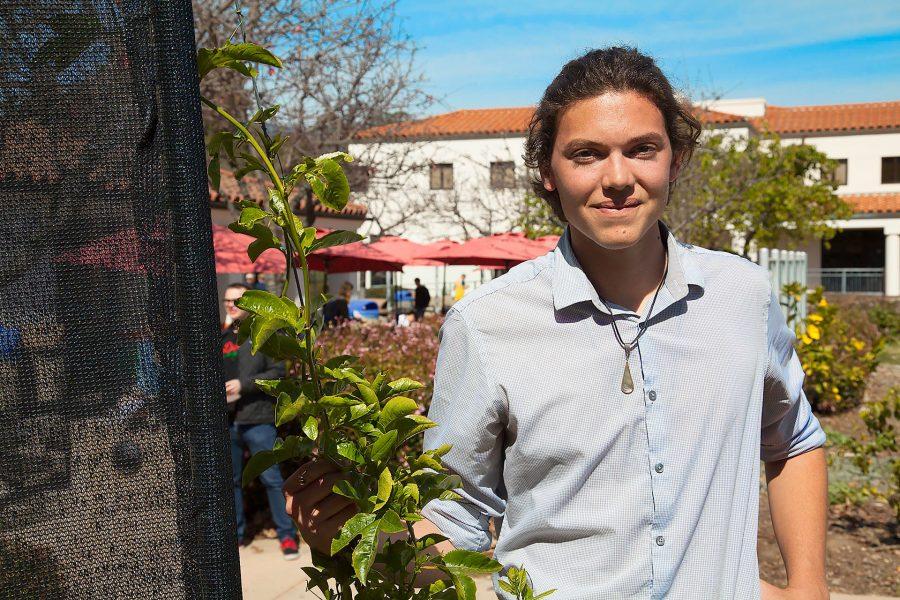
[192,0,434,225]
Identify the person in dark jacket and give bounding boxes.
[222,283,299,559]
[413,278,431,320]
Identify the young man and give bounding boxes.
[222,283,299,559]
[414,277,431,321]
[284,48,827,599]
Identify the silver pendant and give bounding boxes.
[621,348,634,394]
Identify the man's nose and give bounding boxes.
[600,153,635,190]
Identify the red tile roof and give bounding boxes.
[840,192,900,215]
[755,101,900,134]
[356,101,900,140]
[210,170,367,219]
[356,106,745,140]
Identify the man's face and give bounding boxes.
[224,287,249,322]
[544,91,680,250]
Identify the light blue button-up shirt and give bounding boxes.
[422,223,825,599]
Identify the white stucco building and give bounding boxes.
[351,100,900,297]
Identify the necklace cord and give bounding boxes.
[600,250,669,352]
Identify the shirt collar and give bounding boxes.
[551,221,705,315]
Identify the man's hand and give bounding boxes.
[225,379,242,402]
[761,579,829,600]
[283,459,358,555]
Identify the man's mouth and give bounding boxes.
[593,200,642,212]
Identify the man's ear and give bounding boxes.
[669,151,684,183]
[541,167,556,192]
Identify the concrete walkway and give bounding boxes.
[239,538,894,600]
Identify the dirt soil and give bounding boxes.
[757,363,900,596]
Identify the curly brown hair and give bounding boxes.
[523,47,702,221]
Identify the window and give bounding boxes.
[429,163,454,190]
[883,156,900,184]
[832,159,848,186]
[490,161,517,189]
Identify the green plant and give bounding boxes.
[498,566,556,600]
[783,285,884,413]
[198,40,550,599]
[826,387,900,517]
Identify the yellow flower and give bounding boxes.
[807,324,821,340]
[801,334,813,345]
[818,297,828,307]
[851,339,865,351]
[808,313,823,323]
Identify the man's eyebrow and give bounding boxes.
[560,133,666,152]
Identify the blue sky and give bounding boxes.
[394,1,900,113]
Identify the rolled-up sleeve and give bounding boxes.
[760,290,826,462]
[420,309,507,552]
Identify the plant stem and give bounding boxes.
[202,94,322,398]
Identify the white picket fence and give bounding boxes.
[757,248,808,329]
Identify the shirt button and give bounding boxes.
[648,390,657,401]
[656,535,665,546]
[655,463,664,473]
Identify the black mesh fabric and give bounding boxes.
[0,1,241,598]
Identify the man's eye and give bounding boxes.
[633,145,656,156]
[572,149,596,160]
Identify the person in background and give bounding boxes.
[221,283,299,560]
[453,273,467,302]
[323,281,353,328]
[244,272,267,291]
[413,278,431,320]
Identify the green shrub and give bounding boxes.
[826,387,899,517]
[784,285,884,413]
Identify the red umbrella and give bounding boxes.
[213,224,286,274]
[419,233,541,269]
[308,239,404,273]
[367,236,443,266]
[535,235,561,252]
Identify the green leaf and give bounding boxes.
[498,580,516,595]
[308,158,351,212]
[275,392,305,426]
[317,151,353,163]
[318,395,361,407]
[197,47,216,80]
[308,230,365,254]
[336,441,365,464]
[256,331,307,361]
[208,155,221,193]
[241,435,310,486]
[235,290,301,330]
[302,416,318,440]
[534,590,557,599]
[378,396,419,430]
[442,549,503,576]
[218,42,283,68]
[267,187,288,215]
[403,483,420,504]
[325,354,359,369]
[250,104,280,124]
[238,206,270,228]
[351,521,380,584]
[370,430,398,463]
[249,316,290,354]
[357,383,379,406]
[330,512,377,555]
[397,414,438,444]
[388,377,425,395]
[379,509,405,534]
[376,468,393,507]
[415,532,447,552]
[227,222,282,261]
[449,573,477,600]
